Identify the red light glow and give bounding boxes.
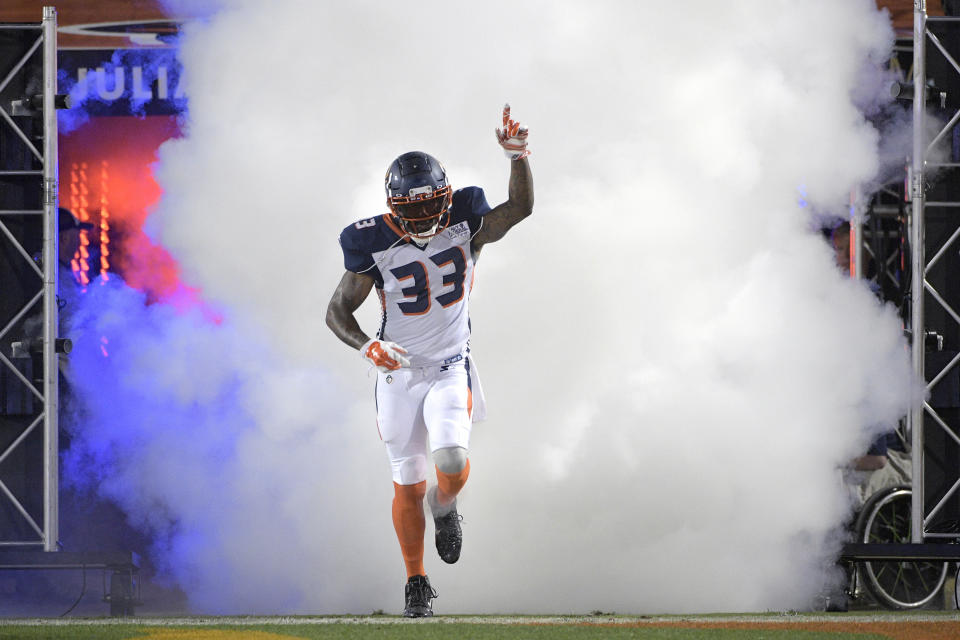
[99,160,112,283]
[60,116,194,304]
[68,162,91,288]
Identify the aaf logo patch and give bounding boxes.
[447,221,470,241]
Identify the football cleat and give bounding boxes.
[402,574,437,618]
[428,487,463,564]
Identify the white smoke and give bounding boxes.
[66,0,921,614]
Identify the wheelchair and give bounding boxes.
[848,485,951,609]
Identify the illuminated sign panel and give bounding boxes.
[59,49,185,117]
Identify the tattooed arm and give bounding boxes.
[471,156,534,255]
[326,270,375,350]
[471,104,535,256]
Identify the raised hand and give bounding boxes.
[495,103,530,161]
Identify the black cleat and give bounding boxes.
[428,487,463,564]
[402,574,437,618]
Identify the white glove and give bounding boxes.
[495,103,530,161]
[361,338,410,372]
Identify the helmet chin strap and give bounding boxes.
[409,225,437,247]
[399,215,442,247]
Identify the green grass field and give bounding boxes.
[0,613,956,640]
[0,624,894,640]
[0,624,892,640]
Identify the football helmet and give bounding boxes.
[385,151,452,245]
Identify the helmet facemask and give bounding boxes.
[389,185,452,246]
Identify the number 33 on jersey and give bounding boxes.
[338,186,491,367]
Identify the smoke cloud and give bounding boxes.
[64,0,921,614]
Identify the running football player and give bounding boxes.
[326,105,533,617]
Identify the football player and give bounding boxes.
[326,105,534,617]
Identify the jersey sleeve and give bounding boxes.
[451,186,492,235]
[338,223,376,274]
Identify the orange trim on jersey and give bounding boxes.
[381,213,410,241]
[469,265,476,292]
[434,246,468,308]
[467,386,473,418]
[395,262,431,316]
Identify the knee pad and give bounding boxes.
[433,446,468,474]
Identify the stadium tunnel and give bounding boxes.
[2,0,960,616]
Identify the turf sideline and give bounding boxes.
[1,613,959,626]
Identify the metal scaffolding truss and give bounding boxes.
[0,7,59,551]
[852,184,907,304]
[910,2,960,543]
